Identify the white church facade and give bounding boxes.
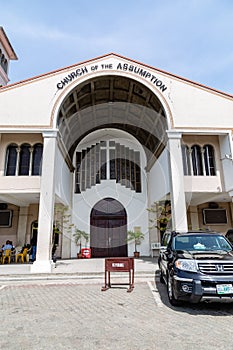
[1,28,233,272]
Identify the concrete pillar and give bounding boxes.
[31,131,57,273]
[189,206,199,230]
[167,131,188,232]
[17,206,29,245]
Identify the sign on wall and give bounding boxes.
[56,61,167,93]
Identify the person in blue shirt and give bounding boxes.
[2,240,13,251]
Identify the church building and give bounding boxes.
[0,27,233,273]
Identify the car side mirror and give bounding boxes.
[165,248,173,259]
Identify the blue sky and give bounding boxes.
[2,0,233,94]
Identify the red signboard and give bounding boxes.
[101,257,134,292]
[81,248,91,259]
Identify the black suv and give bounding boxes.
[158,231,233,305]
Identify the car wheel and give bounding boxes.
[167,274,182,306]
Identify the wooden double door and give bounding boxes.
[90,198,127,258]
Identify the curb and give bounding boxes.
[0,271,157,282]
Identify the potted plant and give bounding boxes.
[73,228,89,258]
[127,229,145,258]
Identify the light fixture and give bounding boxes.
[225,154,232,160]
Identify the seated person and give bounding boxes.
[2,240,13,251]
[19,244,31,254]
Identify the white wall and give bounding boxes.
[71,130,150,257]
[71,181,149,257]
[54,147,73,205]
[148,148,170,204]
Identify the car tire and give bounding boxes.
[167,274,182,306]
[160,271,165,284]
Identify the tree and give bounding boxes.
[53,205,74,258]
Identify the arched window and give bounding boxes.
[5,144,18,176]
[5,142,43,176]
[204,144,216,176]
[32,143,43,175]
[191,145,203,175]
[18,144,30,175]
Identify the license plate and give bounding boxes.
[216,284,233,294]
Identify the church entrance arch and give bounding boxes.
[90,198,127,258]
[57,75,168,171]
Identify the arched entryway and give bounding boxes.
[57,75,168,171]
[90,198,127,258]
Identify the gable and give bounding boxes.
[0,53,232,129]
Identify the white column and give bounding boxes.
[167,131,188,232]
[188,148,194,176]
[29,147,33,176]
[201,147,206,176]
[16,147,20,176]
[17,206,29,246]
[31,131,57,273]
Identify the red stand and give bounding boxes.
[101,257,134,292]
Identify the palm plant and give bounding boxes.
[73,228,89,254]
[127,230,145,253]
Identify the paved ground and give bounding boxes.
[1,258,233,349]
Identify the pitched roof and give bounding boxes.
[1,52,233,99]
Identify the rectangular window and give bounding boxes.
[110,149,116,179]
[100,149,107,180]
[96,144,100,184]
[75,152,82,193]
[120,146,125,185]
[86,148,91,188]
[203,209,227,224]
[125,147,130,188]
[81,150,86,191]
[0,210,12,227]
[91,145,95,186]
[135,152,141,192]
[116,143,121,183]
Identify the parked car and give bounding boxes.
[158,231,233,306]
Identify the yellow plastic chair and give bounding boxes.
[16,248,28,263]
[2,249,11,264]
